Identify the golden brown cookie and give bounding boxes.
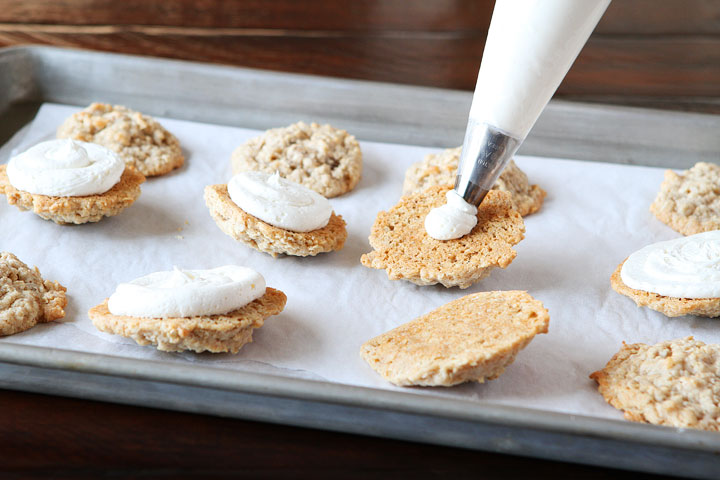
[361,291,549,387]
[0,164,145,225]
[204,183,347,257]
[230,121,362,198]
[89,287,287,353]
[361,186,524,288]
[0,252,67,336]
[57,103,184,177]
[650,162,720,235]
[610,260,720,318]
[590,337,720,431]
[402,147,546,216]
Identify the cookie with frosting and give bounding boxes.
[230,121,362,198]
[611,231,720,318]
[590,337,720,431]
[361,291,549,386]
[0,139,145,224]
[402,147,546,216]
[89,266,286,353]
[1,251,67,336]
[57,102,184,177]
[204,171,347,257]
[361,186,524,288]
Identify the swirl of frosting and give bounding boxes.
[228,171,333,232]
[7,139,125,197]
[107,266,266,318]
[621,231,720,298]
[425,190,478,240]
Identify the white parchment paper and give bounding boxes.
[2,103,718,421]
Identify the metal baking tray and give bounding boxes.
[1,46,719,478]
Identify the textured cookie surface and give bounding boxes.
[204,183,347,257]
[89,287,287,353]
[361,186,525,288]
[361,291,549,386]
[610,260,720,318]
[230,121,362,198]
[650,162,720,235]
[57,102,184,177]
[402,147,546,216]
[0,252,67,336]
[0,164,145,225]
[590,337,720,431]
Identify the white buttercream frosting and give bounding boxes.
[621,231,720,298]
[227,171,332,232]
[425,190,478,240]
[7,139,125,196]
[107,266,266,318]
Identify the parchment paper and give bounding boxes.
[2,103,718,421]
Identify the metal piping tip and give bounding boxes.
[454,120,522,207]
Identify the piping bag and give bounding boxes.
[454,0,611,207]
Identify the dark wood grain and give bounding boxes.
[0,388,685,479]
[0,0,719,112]
[0,0,493,30]
[0,27,718,99]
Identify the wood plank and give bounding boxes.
[1,26,718,98]
[0,0,493,30]
[0,388,681,480]
[597,0,720,34]
[2,0,719,34]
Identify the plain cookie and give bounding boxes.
[230,121,362,198]
[204,183,347,257]
[590,337,720,431]
[0,252,67,336]
[57,102,184,177]
[89,287,287,353]
[610,260,720,318]
[402,147,546,216]
[650,162,720,235]
[361,186,525,288]
[361,291,549,387]
[0,164,145,225]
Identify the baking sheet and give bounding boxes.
[1,103,718,423]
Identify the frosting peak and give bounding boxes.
[227,171,332,232]
[424,190,478,240]
[7,139,124,197]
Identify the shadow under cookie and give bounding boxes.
[204,183,347,257]
[0,164,145,224]
[89,287,287,354]
[361,186,525,289]
[610,260,720,318]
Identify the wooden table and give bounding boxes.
[0,1,717,477]
[0,389,685,479]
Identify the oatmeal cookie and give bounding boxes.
[230,122,362,198]
[650,162,720,235]
[361,291,549,387]
[610,260,720,318]
[0,164,145,225]
[89,287,287,353]
[590,337,720,431]
[204,183,347,257]
[57,103,184,177]
[361,186,525,288]
[0,252,67,336]
[402,147,546,216]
